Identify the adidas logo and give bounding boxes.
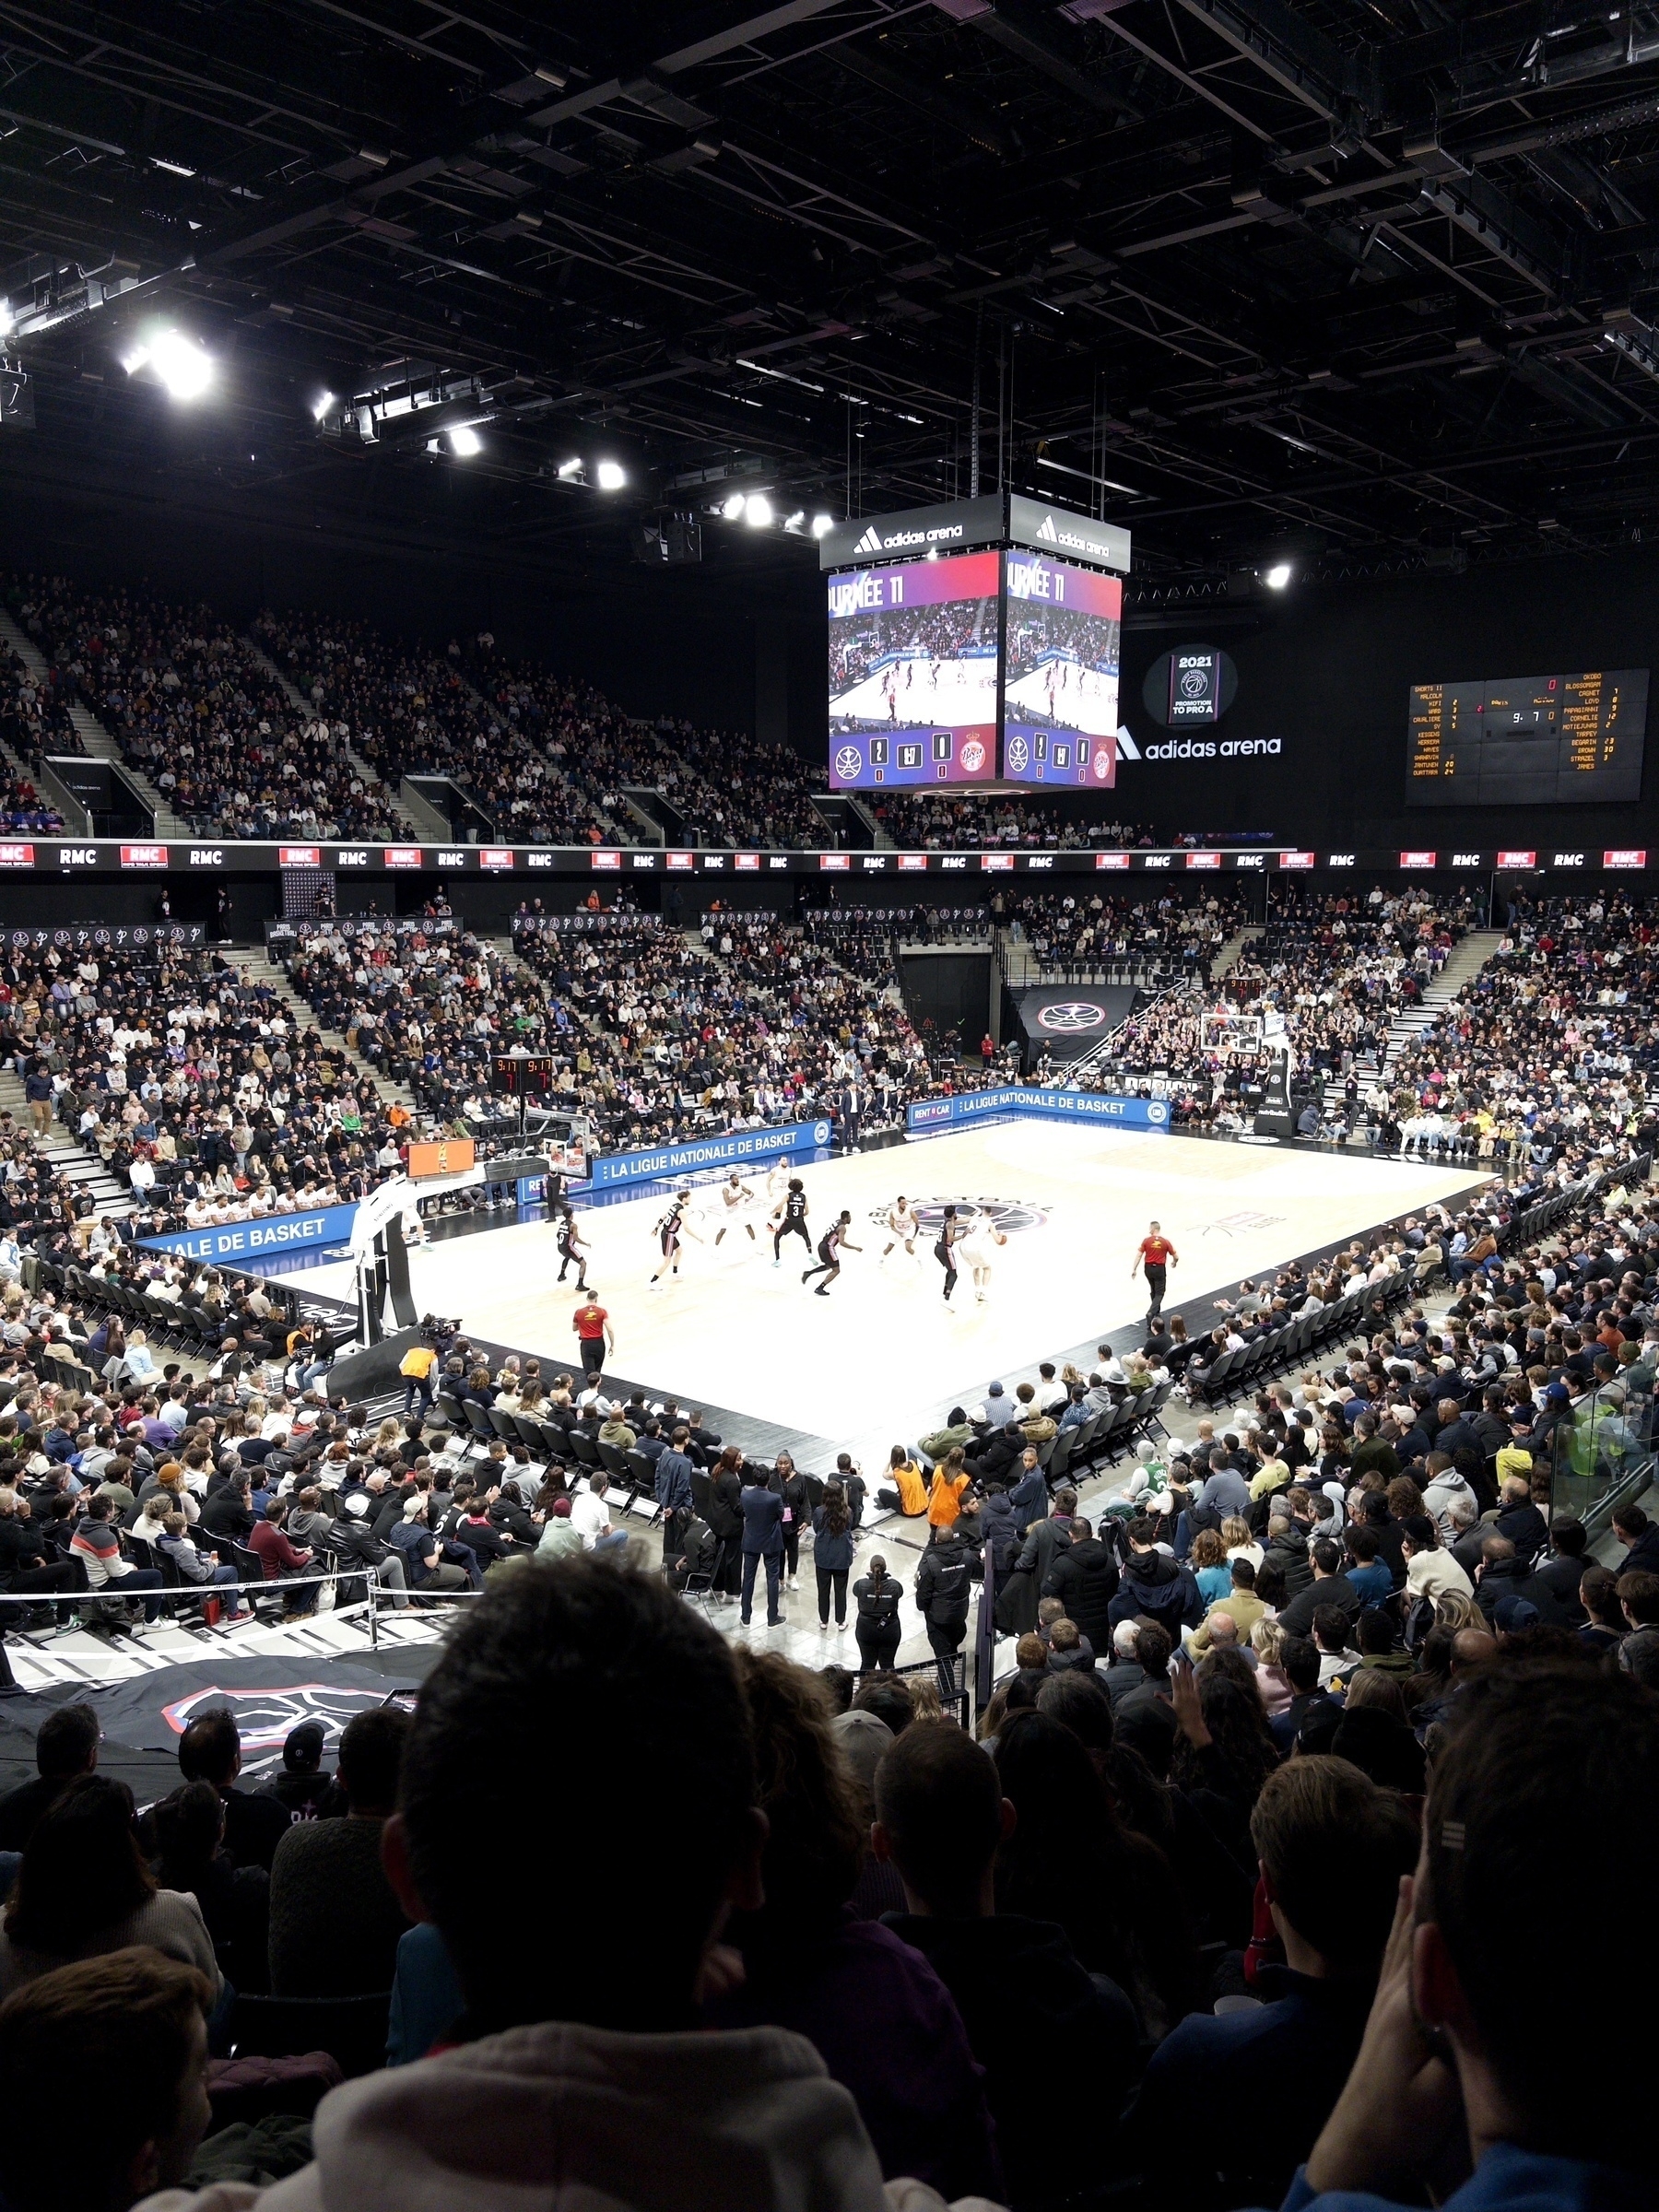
[1036,514,1057,542]
[1113,726,1141,760]
[853,524,883,556]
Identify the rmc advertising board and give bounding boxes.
[906,1088,1171,1135]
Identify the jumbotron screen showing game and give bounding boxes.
[1407,669,1648,806]
[1002,552,1122,786]
[827,548,1000,788]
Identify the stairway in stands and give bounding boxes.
[0,609,193,839]
[240,945,425,1124]
[241,636,422,840]
[0,1063,134,1217]
[1355,928,1504,1094]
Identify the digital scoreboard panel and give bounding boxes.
[827,549,1000,789]
[1406,669,1648,806]
[1001,552,1122,787]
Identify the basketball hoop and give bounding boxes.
[1201,1011,1265,1057]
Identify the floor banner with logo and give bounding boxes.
[1014,983,1140,1065]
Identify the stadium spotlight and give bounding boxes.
[557,456,583,479]
[311,390,335,422]
[595,459,626,489]
[148,331,214,402]
[1264,561,1292,590]
[810,512,835,538]
[722,492,747,520]
[783,510,806,534]
[448,425,483,457]
[745,493,773,527]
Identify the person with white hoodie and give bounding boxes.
[136,1559,1005,2212]
[1422,1452,1480,1547]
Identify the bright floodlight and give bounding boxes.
[148,331,213,402]
[810,512,834,538]
[448,426,482,457]
[312,390,335,423]
[0,300,12,340]
[722,492,746,520]
[1264,561,1292,590]
[595,459,626,490]
[745,493,772,527]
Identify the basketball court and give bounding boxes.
[301,1120,1479,1469]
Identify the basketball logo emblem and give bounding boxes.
[960,739,986,773]
[1006,735,1030,774]
[1037,1001,1107,1033]
[834,746,863,781]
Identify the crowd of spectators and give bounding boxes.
[872,793,1152,850]
[453,641,826,849]
[5,577,406,842]
[499,908,935,1150]
[0,1527,1646,2212]
[1376,888,1659,1168]
[277,919,534,1136]
[0,629,83,770]
[1092,885,1476,1130]
[1000,886,1253,982]
[0,937,402,1232]
[256,618,615,849]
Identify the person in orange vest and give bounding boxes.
[928,1451,971,1531]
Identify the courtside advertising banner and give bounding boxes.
[908,1088,1170,1134]
[589,1119,835,1189]
[137,1202,359,1265]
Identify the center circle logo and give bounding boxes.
[1037,1000,1108,1033]
[872,1198,1048,1237]
[959,738,986,773]
[1180,668,1208,699]
[1006,735,1030,774]
[834,746,863,781]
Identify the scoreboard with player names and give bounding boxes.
[1407,669,1647,806]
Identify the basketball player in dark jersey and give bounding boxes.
[650,1189,694,1288]
[556,1210,592,1293]
[935,1205,963,1302]
[802,1209,862,1297]
[772,1178,811,1268]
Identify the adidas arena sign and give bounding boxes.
[819,491,1130,575]
[820,493,1006,571]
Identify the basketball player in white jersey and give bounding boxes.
[713,1171,758,1246]
[957,1215,1009,1303]
[880,1195,920,1264]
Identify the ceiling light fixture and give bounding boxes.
[722,493,747,520]
[557,457,583,479]
[810,512,835,538]
[448,425,483,456]
[312,390,335,422]
[595,460,626,490]
[144,331,214,401]
[745,494,773,526]
[1264,561,1292,590]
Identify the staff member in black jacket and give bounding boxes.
[811,1481,856,1630]
[853,1555,902,1674]
[914,1525,981,1680]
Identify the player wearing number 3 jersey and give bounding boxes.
[1131,1219,1179,1321]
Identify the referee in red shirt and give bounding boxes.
[1131,1220,1178,1322]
